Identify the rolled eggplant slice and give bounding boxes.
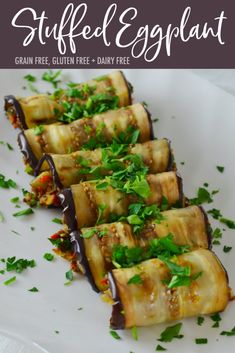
[4,71,132,129]
[30,139,174,207]
[18,103,153,169]
[73,205,211,291]
[109,249,230,328]
[60,171,184,229]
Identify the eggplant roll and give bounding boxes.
[30,139,174,207]
[18,103,153,170]
[5,71,132,129]
[60,171,184,229]
[109,249,230,328]
[72,205,211,292]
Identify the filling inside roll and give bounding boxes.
[109,249,230,328]
[18,103,153,170]
[4,71,132,129]
[59,171,184,229]
[27,139,174,207]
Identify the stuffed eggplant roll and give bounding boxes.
[69,205,211,292]
[109,249,230,328]
[18,103,153,170]
[60,171,183,229]
[5,71,132,129]
[29,139,174,207]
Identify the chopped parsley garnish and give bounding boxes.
[109,330,121,340]
[23,75,39,93]
[96,204,107,225]
[223,246,232,253]
[112,234,189,269]
[197,316,205,326]
[189,187,214,205]
[220,217,235,229]
[156,344,167,351]
[34,125,45,136]
[28,287,39,292]
[81,228,107,239]
[13,208,34,217]
[10,197,20,203]
[4,276,16,285]
[0,141,14,151]
[127,274,143,285]
[158,323,183,342]
[58,93,119,124]
[210,313,221,328]
[208,208,222,219]
[0,174,17,189]
[42,69,61,89]
[24,74,36,82]
[212,228,222,240]
[65,269,73,281]
[220,326,235,336]
[43,253,54,261]
[52,218,62,224]
[216,166,224,173]
[131,326,138,341]
[195,338,208,344]
[5,257,36,273]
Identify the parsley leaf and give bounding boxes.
[189,187,214,205]
[24,74,36,82]
[42,69,61,89]
[0,174,17,189]
[220,217,235,229]
[34,125,44,136]
[223,246,232,253]
[195,338,208,344]
[216,166,224,173]
[221,326,235,336]
[158,323,183,342]
[131,326,138,340]
[127,274,143,285]
[5,257,36,273]
[52,218,62,224]
[43,253,54,261]
[4,276,16,285]
[65,269,73,281]
[0,141,14,151]
[109,330,121,340]
[28,287,39,292]
[13,208,34,217]
[156,344,167,351]
[197,316,205,326]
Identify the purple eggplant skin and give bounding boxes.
[119,71,133,106]
[199,206,213,250]
[17,131,38,170]
[4,95,27,129]
[59,189,99,293]
[34,154,63,189]
[108,272,126,329]
[144,105,154,140]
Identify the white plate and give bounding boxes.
[0,69,235,353]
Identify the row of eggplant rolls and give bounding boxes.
[4,70,231,330]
